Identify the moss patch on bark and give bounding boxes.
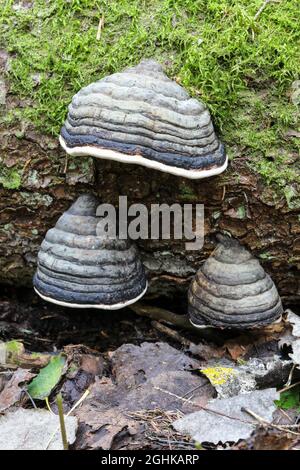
[0,0,299,199]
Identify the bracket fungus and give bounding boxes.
[59,60,227,179]
[33,194,147,310]
[188,236,283,329]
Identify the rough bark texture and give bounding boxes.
[1,46,299,305]
[1,124,300,306]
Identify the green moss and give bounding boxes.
[0,164,22,189]
[5,340,23,355]
[179,182,197,200]
[0,0,299,198]
[259,252,276,261]
[236,205,246,219]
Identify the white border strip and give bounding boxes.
[59,136,228,180]
[190,315,282,330]
[189,318,213,329]
[34,283,148,310]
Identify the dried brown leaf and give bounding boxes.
[0,368,35,412]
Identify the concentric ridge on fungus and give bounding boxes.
[33,194,147,309]
[188,236,283,329]
[59,60,227,179]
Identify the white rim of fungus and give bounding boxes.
[59,136,228,180]
[34,282,148,310]
[189,319,215,329]
[189,315,282,330]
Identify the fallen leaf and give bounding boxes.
[0,368,35,412]
[27,354,66,400]
[225,343,247,361]
[233,426,298,450]
[173,388,279,444]
[55,345,105,411]
[224,320,286,361]
[0,409,77,450]
[75,402,140,450]
[0,340,50,368]
[109,342,201,385]
[74,342,215,449]
[188,342,226,360]
[280,311,300,367]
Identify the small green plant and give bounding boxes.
[27,354,66,400]
[275,385,300,412]
[56,393,68,450]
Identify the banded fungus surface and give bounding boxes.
[188,236,283,329]
[33,194,147,310]
[60,59,227,179]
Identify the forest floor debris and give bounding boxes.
[173,388,279,445]
[233,425,300,450]
[0,294,300,450]
[73,343,215,450]
[0,408,78,450]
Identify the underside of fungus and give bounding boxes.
[33,194,147,310]
[188,236,283,329]
[60,60,227,179]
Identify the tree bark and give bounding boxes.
[0,44,299,307]
[1,124,299,308]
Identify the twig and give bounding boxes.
[130,303,222,342]
[282,364,297,389]
[45,389,90,450]
[63,155,68,174]
[21,388,37,409]
[221,185,226,201]
[146,435,192,448]
[130,303,192,329]
[56,393,68,450]
[241,407,300,437]
[182,383,208,399]
[278,408,293,423]
[151,320,225,359]
[254,0,280,20]
[151,320,190,346]
[154,386,254,426]
[273,424,300,428]
[278,380,300,394]
[22,158,32,175]
[96,15,104,40]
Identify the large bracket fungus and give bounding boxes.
[33,194,147,309]
[59,60,227,179]
[188,236,283,329]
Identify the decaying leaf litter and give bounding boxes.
[0,290,300,450]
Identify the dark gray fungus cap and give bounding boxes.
[33,194,147,309]
[188,236,283,329]
[60,60,227,179]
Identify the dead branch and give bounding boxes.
[129,303,223,343]
[96,15,104,40]
[241,407,300,437]
[151,320,225,359]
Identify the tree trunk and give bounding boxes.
[1,124,299,307]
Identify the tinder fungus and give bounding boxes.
[33,194,147,309]
[188,236,283,329]
[59,59,227,179]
